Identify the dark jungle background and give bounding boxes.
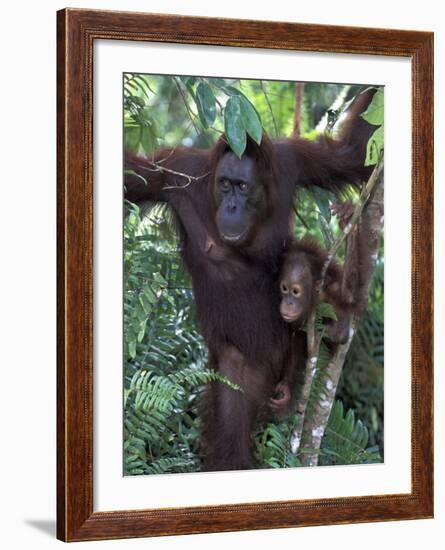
[123,75,384,475]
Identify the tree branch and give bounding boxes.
[292,154,384,466]
[318,154,384,288]
[125,162,210,191]
[298,321,356,466]
[290,309,321,453]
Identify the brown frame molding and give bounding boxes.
[57,8,434,542]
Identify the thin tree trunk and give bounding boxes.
[293,158,384,466]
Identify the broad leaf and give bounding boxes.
[207,77,227,89]
[195,82,216,129]
[224,96,246,158]
[361,88,384,126]
[239,95,262,145]
[222,85,243,96]
[365,126,384,166]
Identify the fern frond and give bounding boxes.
[255,416,301,469]
[319,400,381,465]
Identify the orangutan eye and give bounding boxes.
[239,182,248,192]
[292,286,302,298]
[220,179,231,192]
[280,282,289,294]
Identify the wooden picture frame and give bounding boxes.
[57,8,434,542]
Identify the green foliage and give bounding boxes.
[361,88,384,166]
[238,96,263,145]
[319,401,381,465]
[255,396,381,469]
[124,364,239,475]
[224,96,247,158]
[124,202,241,475]
[222,93,263,156]
[365,126,384,166]
[124,75,159,155]
[123,77,384,473]
[124,74,264,157]
[195,82,217,128]
[315,302,338,335]
[361,88,384,125]
[255,416,302,469]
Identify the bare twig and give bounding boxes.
[126,159,210,191]
[293,206,310,230]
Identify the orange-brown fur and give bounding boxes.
[124,90,377,470]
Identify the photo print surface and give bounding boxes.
[123,74,384,476]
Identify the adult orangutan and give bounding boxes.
[124,89,376,471]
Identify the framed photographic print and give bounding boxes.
[57,8,433,542]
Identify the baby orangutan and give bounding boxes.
[268,241,352,413]
[280,200,373,342]
[269,202,374,413]
[279,239,354,344]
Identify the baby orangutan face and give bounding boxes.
[279,253,314,324]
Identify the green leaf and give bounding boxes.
[365,126,384,166]
[179,76,196,87]
[128,340,137,360]
[177,76,197,101]
[195,82,216,129]
[135,96,146,107]
[134,75,155,95]
[222,85,243,96]
[137,319,147,343]
[361,88,384,126]
[224,96,246,158]
[330,401,343,431]
[317,302,338,321]
[144,286,157,304]
[153,272,167,286]
[320,400,382,466]
[343,409,355,437]
[179,75,196,88]
[239,96,262,145]
[207,77,226,88]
